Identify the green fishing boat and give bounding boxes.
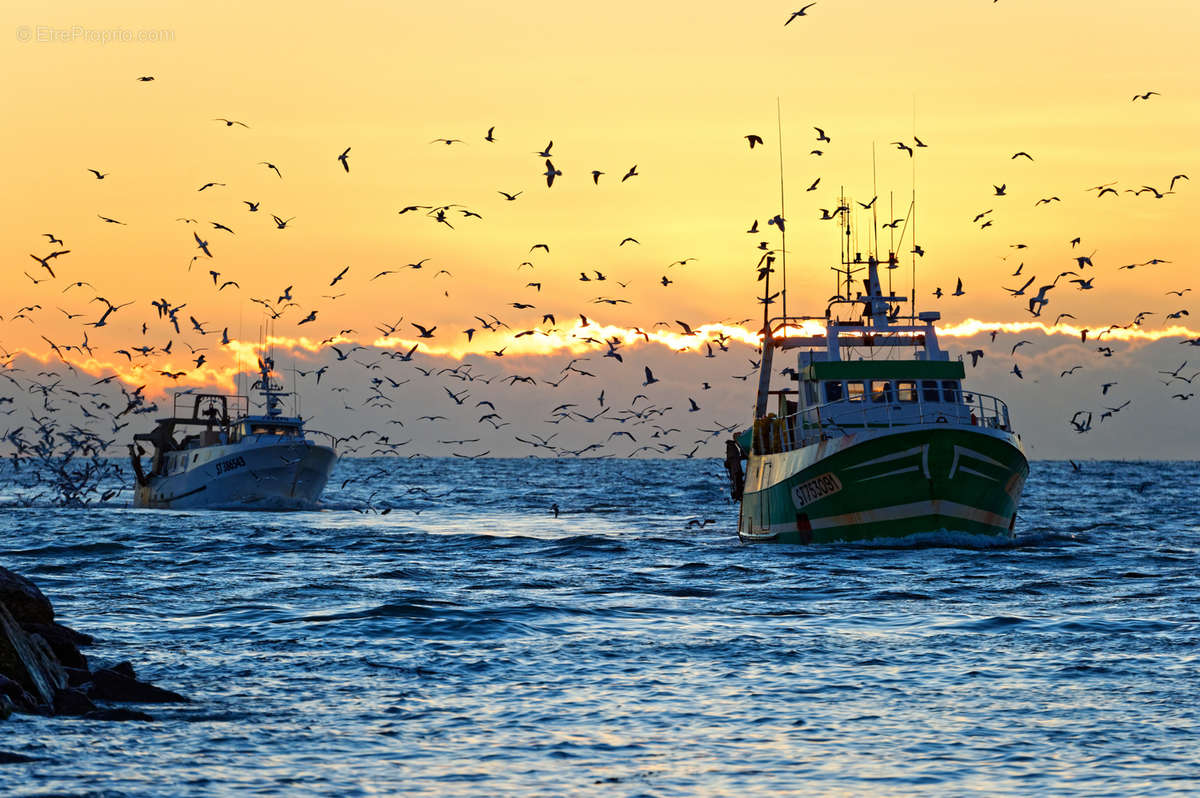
[724,218,1028,544]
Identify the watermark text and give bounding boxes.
[16,25,175,44]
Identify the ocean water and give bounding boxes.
[1,458,1198,796]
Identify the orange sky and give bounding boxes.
[1,0,1197,457]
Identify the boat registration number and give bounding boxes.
[215,456,247,475]
[791,472,843,508]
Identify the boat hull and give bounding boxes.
[134,441,336,510]
[738,425,1027,544]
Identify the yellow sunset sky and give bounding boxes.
[1,0,1197,457]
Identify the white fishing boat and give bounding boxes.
[129,357,336,509]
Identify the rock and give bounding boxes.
[0,674,30,705]
[83,707,154,722]
[0,567,54,627]
[0,674,38,715]
[22,623,88,670]
[110,661,136,680]
[64,666,91,688]
[87,668,190,704]
[0,603,66,707]
[52,687,97,716]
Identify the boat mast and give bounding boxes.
[753,101,787,420]
[776,97,787,327]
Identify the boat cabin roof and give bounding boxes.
[243,415,302,427]
[803,360,965,381]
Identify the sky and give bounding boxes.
[1,0,1197,460]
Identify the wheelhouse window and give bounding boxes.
[897,381,918,403]
[870,380,893,403]
[922,380,940,402]
[847,381,865,402]
[249,424,296,436]
[824,381,844,402]
[941,380,960,403]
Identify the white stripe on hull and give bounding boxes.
[752,499,1012,537]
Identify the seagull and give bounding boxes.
[591,170,604,184]
[198,181,226,191]
[1131,91,1160,101]
[193,232,212,257]
[214,118,250,127]
[412,323,437,338]
[431,138,464,145]
[244,201,260,212]
[535,141,554,158]
[97,215,125,225]
[745,134,764,148]
[642,366,659,386]
[785,3,817,23]
[485,126,496,142]
[259,162,282,178]
[1012,151,1034,160]
[544,160,562,187]
[622,165,639,182]
[952,278,965,296]
[87,169,108,179]
[337,147,351,172]
[498,190,523,201]
[815,127,831,143]
[994,183,1007,196]
[271,215,294,229]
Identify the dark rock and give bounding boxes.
[0,567,54,627]
[83,707,154,722]
[22,623,88,670]
[52,687,97,716]
[24,621,93,648]
[110,661,136,680]
[64,666,91,688]
[87,668,190,704]
[0,680,37,716]
[0,674,30,704]
[0,603,66,707]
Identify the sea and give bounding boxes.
[1,458,1198,796]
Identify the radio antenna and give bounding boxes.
[776,97,787,329]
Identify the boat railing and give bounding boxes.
[753,390,1012,454]
[172,392,250,425]
[306,429,338,452]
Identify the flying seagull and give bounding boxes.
[785,3,816,24]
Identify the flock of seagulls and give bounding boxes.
[4,95,765,504]
[1,9,1193,504]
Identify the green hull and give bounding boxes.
[738,425,1028,544]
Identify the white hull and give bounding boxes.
[134,439,336,510]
